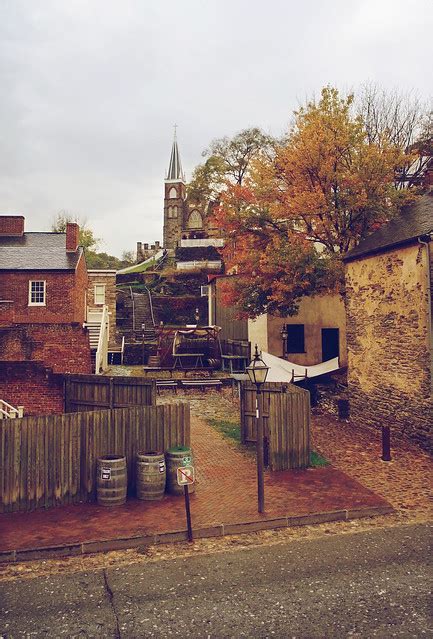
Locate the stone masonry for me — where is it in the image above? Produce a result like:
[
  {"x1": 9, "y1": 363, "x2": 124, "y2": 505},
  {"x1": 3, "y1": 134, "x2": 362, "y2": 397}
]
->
[{"x1": 345, "y1": 242, "x2": 432, "y2": 453}]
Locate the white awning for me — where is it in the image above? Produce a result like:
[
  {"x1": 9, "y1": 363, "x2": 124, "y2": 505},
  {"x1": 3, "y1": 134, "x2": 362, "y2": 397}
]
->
[{"x1": 260, "y1": 352, "x2": 340, "y2": 383}]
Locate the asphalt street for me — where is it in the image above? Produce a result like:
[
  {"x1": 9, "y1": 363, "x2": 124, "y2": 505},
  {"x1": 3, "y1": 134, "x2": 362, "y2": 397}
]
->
[{"x1": 1, "y1": 522, "x2": 432, "y2": 638}]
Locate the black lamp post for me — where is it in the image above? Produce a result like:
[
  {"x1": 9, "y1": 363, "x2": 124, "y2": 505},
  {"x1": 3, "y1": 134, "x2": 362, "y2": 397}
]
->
[
  {"x1": 280, "y1": 325, "x2": 288, "y2": 359},
  {"x1": 246, "y1": 344, "x2": 269, "y2": 513}
]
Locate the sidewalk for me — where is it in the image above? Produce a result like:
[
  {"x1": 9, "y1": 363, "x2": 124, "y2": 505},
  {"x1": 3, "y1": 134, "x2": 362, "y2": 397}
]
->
[{"x1": 0, "y1": 403, "x2": 392, "y2": 562}]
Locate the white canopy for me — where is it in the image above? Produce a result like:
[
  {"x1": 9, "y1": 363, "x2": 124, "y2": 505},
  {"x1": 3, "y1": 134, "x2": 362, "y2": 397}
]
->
[{"x1": 260, "y1": 351, "x2": 340, "y2": 383}]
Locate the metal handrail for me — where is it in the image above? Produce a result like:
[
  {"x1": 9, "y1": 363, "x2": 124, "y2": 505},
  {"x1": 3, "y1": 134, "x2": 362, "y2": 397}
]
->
[
  {"x1": 129, "y1": 285, "x2": 136, "y2": 332},
  {"x1": 144, "y1": 285, "x2": 156, "y2": 327}
]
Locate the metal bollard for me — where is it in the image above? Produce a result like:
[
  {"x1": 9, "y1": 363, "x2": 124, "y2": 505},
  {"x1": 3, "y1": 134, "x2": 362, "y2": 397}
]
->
[{"x1": 381, "y1": 425, "x2": 391, "y2": 461}]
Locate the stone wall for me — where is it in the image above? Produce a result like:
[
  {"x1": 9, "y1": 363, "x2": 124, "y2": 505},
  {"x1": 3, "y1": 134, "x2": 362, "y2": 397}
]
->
[{"x1": 346, "y1": 242, "x2": 432, "y2": 453}]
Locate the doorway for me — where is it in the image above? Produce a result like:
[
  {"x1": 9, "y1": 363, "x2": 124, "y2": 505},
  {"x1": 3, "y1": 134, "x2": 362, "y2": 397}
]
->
[{"x1": 321, "y1": 328, "x2": 339, "y2": 362}]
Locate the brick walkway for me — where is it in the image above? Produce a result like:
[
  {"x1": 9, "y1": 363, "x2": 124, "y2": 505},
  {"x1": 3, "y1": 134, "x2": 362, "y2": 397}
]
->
[
  {"x1": 311, "y1": 410, "x2": 433, "y2": 521},
  {"x1": 0, "y1": 398, "x2": 391, "y2": 558}
]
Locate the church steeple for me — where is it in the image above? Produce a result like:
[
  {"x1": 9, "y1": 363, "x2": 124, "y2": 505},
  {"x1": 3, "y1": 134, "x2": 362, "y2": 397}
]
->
[{"x1": 166, "y1": 126, "x2": 185, "y2": 183}]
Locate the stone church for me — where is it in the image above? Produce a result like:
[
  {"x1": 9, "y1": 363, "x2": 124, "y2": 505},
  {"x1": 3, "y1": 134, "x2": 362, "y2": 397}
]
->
[
  {"x1": 136, "y1": 133, "x2": 223, "y2": 270},
  {"x1": 162, "y1": 133, "x2": 221, "y2": 255}
]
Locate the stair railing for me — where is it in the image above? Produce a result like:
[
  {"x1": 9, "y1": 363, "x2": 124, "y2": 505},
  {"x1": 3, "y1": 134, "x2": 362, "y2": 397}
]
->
[
  {"x1": 129, "y1": 286, "x2": 136, "y2": 332},
  {"x1": 95, "y1": 305, "x2": 109, "y2": 374},
  {"x1": 144, "y1": 286, "x2": 156, "y2": 327},
  {"x1": 0, "y1": 399, "x2": 24, "y2": 419}
]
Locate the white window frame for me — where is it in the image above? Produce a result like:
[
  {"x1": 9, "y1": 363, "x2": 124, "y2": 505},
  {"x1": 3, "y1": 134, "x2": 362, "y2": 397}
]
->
[
  {"x1": 94, "y1": 284, "x2": 106, "y2": 305},
  {"x1": 28, "y1": 280, "x2": 46, "y2": 306}
]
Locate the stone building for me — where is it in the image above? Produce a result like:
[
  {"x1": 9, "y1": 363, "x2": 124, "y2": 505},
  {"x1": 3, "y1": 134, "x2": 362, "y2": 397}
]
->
[
  {"x1": 344, "y1": 192, "x2": 433, "y2": 452},
  {"x1": 248, "y1": 294, "x2": 347, "y2": 367}
]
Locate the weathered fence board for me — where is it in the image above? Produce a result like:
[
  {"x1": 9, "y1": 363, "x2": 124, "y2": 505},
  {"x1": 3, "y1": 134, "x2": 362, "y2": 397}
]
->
[
  {"x1": 240, "y1": 382, "x2": 310, "y2": 470},
  {"x1": 64, "y1": 374, "x2": 156, "y2": 412},
  {"x1": 0, "y1": 403, "x2": 189, "y2": 513}
]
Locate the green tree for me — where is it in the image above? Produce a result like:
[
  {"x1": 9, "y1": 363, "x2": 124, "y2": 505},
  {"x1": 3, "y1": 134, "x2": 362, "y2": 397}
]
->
[{"x1": 187, "y1": 127, "x2": 275, "y2": 204}]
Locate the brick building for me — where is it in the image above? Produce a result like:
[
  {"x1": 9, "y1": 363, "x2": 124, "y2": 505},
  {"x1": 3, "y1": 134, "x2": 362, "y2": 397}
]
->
[
  {"x1": 0, "y1": 216, "x2": 92, "y2": 415},
  {"x1": 344, "y1": 192, "x2": 433, "y2": 452}
]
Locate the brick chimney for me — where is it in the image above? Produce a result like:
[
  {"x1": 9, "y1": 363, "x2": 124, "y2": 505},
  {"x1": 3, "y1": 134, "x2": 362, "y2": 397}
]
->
[
  {"x1": 0, "y1": 215, "x2": 24, "y2": 236},
  {"x1": 66, "y1": 222, "x2": 79, "y2": 252}
]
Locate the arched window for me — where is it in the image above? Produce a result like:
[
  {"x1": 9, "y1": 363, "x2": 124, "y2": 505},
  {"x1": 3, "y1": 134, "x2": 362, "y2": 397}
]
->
[
  {"x1": 187, "y1": 210, "x2": 203, "y2": 229},
  {"x1": 168, "y1": 187, "x2": 177, "y2": 199}
]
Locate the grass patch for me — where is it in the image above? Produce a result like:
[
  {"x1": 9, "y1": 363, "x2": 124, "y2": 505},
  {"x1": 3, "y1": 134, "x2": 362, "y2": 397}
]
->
[
  {"x1": 207, "y1": 419, "x2": 241, "y2": 443},
  {"x1": 310, "y1": 450, "x2": 329, "y2": 467}
]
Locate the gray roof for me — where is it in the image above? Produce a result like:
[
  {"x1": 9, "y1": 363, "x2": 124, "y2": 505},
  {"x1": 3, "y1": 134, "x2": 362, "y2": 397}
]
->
[
  {"x1": 166, "y1": 135, "x2": 185, "y2": 182},
  {"x1": 344, "y1": 192, "x2": 433, "y2": 262},
  {"x1": 0, "y1": 232, "x2": 82, "y2": 270}
]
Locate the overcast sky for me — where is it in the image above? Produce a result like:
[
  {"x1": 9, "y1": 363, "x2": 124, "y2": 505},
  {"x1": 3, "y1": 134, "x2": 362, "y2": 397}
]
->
[{"x1": 1, "y1": 0, "x2": 432, "y2": 257}]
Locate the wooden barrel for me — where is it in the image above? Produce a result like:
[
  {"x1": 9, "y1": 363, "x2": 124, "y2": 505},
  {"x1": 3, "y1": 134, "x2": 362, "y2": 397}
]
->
[
  {"x1": 97, "y1": 455, "x2": 127, "y2": 506},
  {"x1": 136, "y1": 451, "x2": 166, "y2": 501},
  {"x1": 166, "y1": 446, "x2": 195, "y2": 496}
]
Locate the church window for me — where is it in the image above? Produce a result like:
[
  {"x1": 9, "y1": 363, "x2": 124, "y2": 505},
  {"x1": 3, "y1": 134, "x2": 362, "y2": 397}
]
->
[
  {"x1": 172, "y1": 206, "x2": 178, "y2": 218},
  {"x1": 169, "y1": 187, "x2": 177, "y2": 199},
  {"x1": 187, "y1": 210, "x2": 203, "y2": 229}
]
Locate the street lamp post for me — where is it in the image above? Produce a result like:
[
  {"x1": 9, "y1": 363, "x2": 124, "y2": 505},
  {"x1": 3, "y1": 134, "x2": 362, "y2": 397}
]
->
[
  {"x1": 246, "y1": 344, "x2": 269, "y2": 513},
  {"x1": 280, "y1": 325, "x2": 288, "y2": 359}
]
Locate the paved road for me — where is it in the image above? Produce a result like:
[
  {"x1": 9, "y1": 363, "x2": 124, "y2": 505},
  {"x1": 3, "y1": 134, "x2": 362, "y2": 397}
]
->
[{"x1": 1, "y1": 523, "x2": 432, "y2": 638}]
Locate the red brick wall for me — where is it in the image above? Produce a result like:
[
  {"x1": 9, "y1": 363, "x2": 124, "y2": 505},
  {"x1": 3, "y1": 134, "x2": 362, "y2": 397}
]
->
[
  {"x1": 0, "y1": 324, "x2": 92, "y2": 374},
  {"x1": 66, "y1": 222, "x2": 79, "y2": 252},
  {"x1": 0, "y1": 362, "x2": 64, "y2": 415},
  {"x1": 0, "y1": 216, "x2": 24, "y2": 236},
  {"x1": 0, "y1": 253, "x2": 87, "y2": 324}
]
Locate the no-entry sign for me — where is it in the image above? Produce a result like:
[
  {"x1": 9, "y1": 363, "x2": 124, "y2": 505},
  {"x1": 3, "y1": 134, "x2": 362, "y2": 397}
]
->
[{"x1": 177, "y1": 465, "x2": 195, "y2": 486}]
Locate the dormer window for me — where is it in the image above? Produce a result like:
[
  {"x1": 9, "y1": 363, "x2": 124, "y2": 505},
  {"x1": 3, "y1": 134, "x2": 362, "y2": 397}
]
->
[{"x1": 29, "y1": 280, "x2": 46, "y2": 306}]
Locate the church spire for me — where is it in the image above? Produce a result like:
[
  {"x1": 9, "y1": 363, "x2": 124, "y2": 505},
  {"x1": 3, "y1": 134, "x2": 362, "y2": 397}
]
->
[{"x1": 166, "y1": 125, "x2": 185, "y2": 182}]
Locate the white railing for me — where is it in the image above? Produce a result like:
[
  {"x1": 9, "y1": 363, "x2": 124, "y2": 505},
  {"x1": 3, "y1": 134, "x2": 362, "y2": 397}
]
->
[
  {"x1": 179, "y1": 238, "x2": 224, "y2": 248},
  {"x1": 120, "y1": 335, "x2": 125, "y2": 365},
  {"x1": 176, "y1": 260, "x2": 222, "y2": 271},
  {"x1": 95, "y1": 305, "x2": 109, "y2": 374},
  {"x1": 0, "y1": 399, "x2": 24, "y2": 419}
]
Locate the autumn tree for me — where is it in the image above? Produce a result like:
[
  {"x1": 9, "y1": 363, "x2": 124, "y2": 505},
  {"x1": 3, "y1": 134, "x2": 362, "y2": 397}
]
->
[
  {"x1": 187, "y1": 127, "x2": 275, "y2": 204},
  {"x1": 357, "y1": 83, "x2": 431, "y2": 188},
  {"x1": 214, "y1": 87, "x2": 411, "y2": 317}
]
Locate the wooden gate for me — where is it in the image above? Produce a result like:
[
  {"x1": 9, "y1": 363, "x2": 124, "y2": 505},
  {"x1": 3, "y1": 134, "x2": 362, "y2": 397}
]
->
[
  {"x1": 240, "y1": 382, "x2": 310, "y2": 470},
  {"x1": 64, "y1": 374, "x2": 156, "y2": 412}
]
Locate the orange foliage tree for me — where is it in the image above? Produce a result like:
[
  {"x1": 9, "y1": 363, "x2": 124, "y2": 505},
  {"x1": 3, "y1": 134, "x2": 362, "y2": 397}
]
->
[{"x1": 214, "y1": 87, "x2": 412, "y2": 317}]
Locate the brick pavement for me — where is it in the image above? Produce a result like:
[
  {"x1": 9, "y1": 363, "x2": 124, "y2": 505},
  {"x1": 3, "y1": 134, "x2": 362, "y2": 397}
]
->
[{"x1": 0, "y1": 395, "x2": 391, "y2": 558}]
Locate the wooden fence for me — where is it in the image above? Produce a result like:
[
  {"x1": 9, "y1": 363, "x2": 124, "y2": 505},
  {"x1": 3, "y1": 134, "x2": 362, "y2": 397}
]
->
[
  {"x1": 0, "y1": 403, "x2": 189, "y2": 513},
  {"x1": 240, "y1": 382, "x2": 310, "y2": 470},
  {"x1": 64, "y1": 374, "x2": 156, "y2": 412}
]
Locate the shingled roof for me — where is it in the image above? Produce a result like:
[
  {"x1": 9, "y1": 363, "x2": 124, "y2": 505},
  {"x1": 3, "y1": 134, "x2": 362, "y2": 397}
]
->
[
  {"x1": 0, "y1": 232, "x2": 83, "y2": 270},
  {"x1": 344, "y1": 192, "x2": 433, "y2": 262}
]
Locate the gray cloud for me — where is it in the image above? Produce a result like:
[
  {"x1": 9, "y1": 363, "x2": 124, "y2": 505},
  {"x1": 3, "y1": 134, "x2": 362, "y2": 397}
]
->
[{"x1": 0, "y1": 0, "x2": 432, "y2": 255}]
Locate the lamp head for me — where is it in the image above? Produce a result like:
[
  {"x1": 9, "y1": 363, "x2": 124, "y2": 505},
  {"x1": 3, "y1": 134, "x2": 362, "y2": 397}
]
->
[{"x1": 246, "y1": 344, "x2": 269, "y2": 386}]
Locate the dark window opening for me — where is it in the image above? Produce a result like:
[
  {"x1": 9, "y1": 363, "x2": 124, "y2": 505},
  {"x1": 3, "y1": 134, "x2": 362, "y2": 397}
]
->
[{"x1": 286, "y1": 324, "x2": 305, "y2": 353}]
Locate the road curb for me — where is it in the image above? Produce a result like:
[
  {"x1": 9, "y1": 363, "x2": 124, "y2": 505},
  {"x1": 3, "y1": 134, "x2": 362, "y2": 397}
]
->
[{"x1": 0, "y1": 504, "x2": 394, "y2": 564}]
